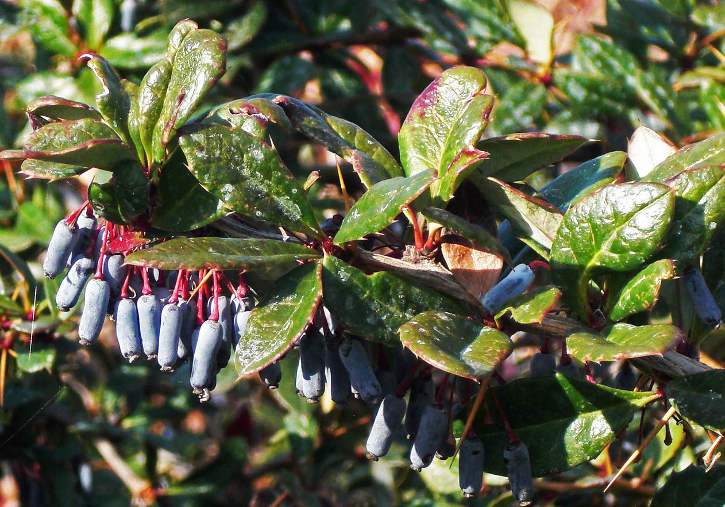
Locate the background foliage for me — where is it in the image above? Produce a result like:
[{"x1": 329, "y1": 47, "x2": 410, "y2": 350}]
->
[{"x1": 0, "y1": 0, "x2": 722, "y2": 505}]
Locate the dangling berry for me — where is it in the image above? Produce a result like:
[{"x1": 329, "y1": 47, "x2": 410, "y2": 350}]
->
[
  {"x1": 338, "y1": 337, "x2": 382, "y2": 404},
  {"x1": 684, "y1": 268, "x2": 722, "y2": 327},
  {"x1": 44, "y1": 220, "x2": 79, "y2": 279},
  {"x1": 137, "y1": 294, "x2": 161, "y2": 359},
  {"x1": 78, "y1": 279, "x2": 110, "y2": 345},
  {"x1": 324, "y1": 337, "x2": 350, "y2": 404},
  {"x1": 56, "y1": 256, "x2": 94, "y2": 311},
  {"x1": 366, "y1": 394, "x2": 406, "y2": 460},
  {"x1": 158, "y1": 303, "x2": 183, "y2": 371},
  {"x1": 459, "y1": 435, "x2": 485, "y2": 498},
  {"x1": 115, "y1": 298, "x2": 142, "y2": 362},
  {"x1": 299, "y1": 331, "x2": 326, "y2": 402},
  {"x1": 504, "y1": 441, "x2": 534, "y2": 506},
  {"x1": 405, "y1": 373, "x2": 434, "y2": 440},
  {"x1": 190, "y1": 319, "x2": 222, "y2": 402},
  {"x1": 259, "y1": 362, "x2": 282, "y2": 389},
  {"x1": 410, "y1": 405, "x2": 448, "y2": 471},
  {"x1": 481, "y1": 264, "x2": 534, "y2": 314}
]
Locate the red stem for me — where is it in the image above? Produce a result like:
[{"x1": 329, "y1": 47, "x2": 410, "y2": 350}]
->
[
  {"x1": 169, "y1": 270, "x2": 184, "y2": 304},
  {"x1": 140, "y1": 268, "x2": 152, "y2": 295},
  {"x1": 64, "y1": 200, "x2": 89, "y2": 227},
  {"x1": 94, "y1": 227, "x2": 110, "y2": 280},
  {"x1": 405, "y1": 207, "x2": 425, "y2": 251},
  {"x1": 120, "y1": 268, "x2": 132, "y2": 299},
  {"x1": 210, "y1": 271, "x2": 220, "y2": 322}
]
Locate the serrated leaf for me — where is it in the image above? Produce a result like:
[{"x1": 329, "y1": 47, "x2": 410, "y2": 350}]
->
[
  {"x1": 322, "y1": 255, "x2": 464, "y2": 344},
  {"x1": 27, "y1": 96, "x2": 101, "y2": 121},
  {"x1": 398, "y1": 67, "x2": 490, "y2": 195},
  {"x1": 179, "y1": 123, "x2": 321, "y2": 237},
  {"x1": 475, "y1": 133, "x2": 590, "y2": 182},
  {"x1": 667, "y1": 370, "x2": 724, "y2": 431},
  {"x1": 16, "y1": 346, "x2": 55, "y2": 373},
  {"x1": 661, "y1": 166, "x2": 725, "y2": 264},
  {"x1": 399, "y1": 311, "x2": 511, "y2": 379},
  {"x1": 422, "y1": 206, "x2": 509, "y2": 261},
  {"x1": 507, "y1": 0, "x2": 554, "y2": 65},
  {"x1": 644, "y1": 133, "x2": 725, "y2": 182},
  {"x1": 551, "y1": 183, "x2": 674, "y2": 320},
  {"x1": 474, "y1": 176, "x2": 562, "y2": 252},
  {"x1": 567, "y1": 323, "x2": 680, "y2": 363},
  {"x1": 473, "y1": 374, "x2": 659, "y2": 476},
  {"x1": 150, "y1": 151, "x2": 226, "y2": 232},
  {"x1": 126, "y1": 238, "x2": 320, "y2": 278},
  {"x1": 235, "y1": 262, "x2": 322, "y2": 376},
  {"x1": 82, "y1": 54, "x2": 132, "y2": 145},
  {"x1": 2, "y1": 118, "x2": 130, "y2": 173},
  {"x1": 334, "y1": 170, "x2": 434, "y2": 244},
  {"x1": 495, "y1": 285, "x2": 561, "y2": 325},
  {"x1": 607, "y1": 259, "x2": 675, "y2": 321},
  {"x1": 152, "y1": 29, "x2": 226, "y2": 162},
  {"x1": 539, "y1": 152, "x2": 626, "y2": 211},
  {"x1": 72, "y1": 0, "x2": 113, "y2": 50},
  {"x1": 88, "y1": 161, "x2": 149, "y2": 224},
  {"x1": 627, "y1": 126, "x2": 676, "y2": 180},
  {"x1": 651, "y1": 464, "x2": 725, "y2": 507}
]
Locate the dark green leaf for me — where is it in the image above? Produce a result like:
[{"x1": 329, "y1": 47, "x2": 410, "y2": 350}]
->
[
  {"x1": 495, "y1": 285, "x2": 561, "y2": 325},
  {"x1": 126, "y1": 238, "x2": 320, "y2": 277},
  {"x1": 16, "y1": 346, "x2": 56, "y2": 373},
  {"x1": 607, "y1": 259, "x2": 675, "y2": 321},
  {"x1": 651, "y1": 465, "x2": 725, "y2": 507},
  {"x1": 322, "y1": 255, "x2": 464, "y2": 344},
  {"x1": 100, "y1": 30, "x2": 167, "y2": 70},
  {"x1": 133, "y1": 58, "x2": 172, "y2": 167},
  {"x1": 235, "y1": 262, "x2": 322, "y2": 376},
  {"x1": 399, "y1": 311, "x2": 511, "y2": 379},
  {"x1": 475, "y1": 133, "x2": 590, "y2": 182},
  {"x1": 152, "y1": 29, "x2": 227, "y2": 162},
  {"x1": 539, "y1": 152, "x2": 626, "y2": 210},
  {"x1": 83, "y1": 54, "x2": 133, "y2": 145},
  {"x1": 667, "y1": 370, "x2": 725, "y2": 431},
  {"x1": 0, "y1": 295, "x2": 24, "y2": 317},
  {"x1": 644, "y1": 133, "x2": 725, "y2": 182},
  {"x1": 421, "y1": 206, "x2": 509, "y2": 261},
  {"x1": 179, "y1": 123, "x2": 321, "y2": 237},
  {"x1": 567, "y1": 323, "x2": 680, "y2": 363},
  {"x1": 661, "y1": 166, "x2": 725, "y2": 264},
  {"x1": 72, "y1": 0, "x2": 113, "y2": 50},
  {"x1": 88, "y1": 161, "x2": 149, "y2": 223},
  {"x1": 19, "y1": 160, "x2": 87, "y2": 181},
  {"x1": 334, "y1": 170, "x2": 434, "y2": 245},
  {"x1": 226, "y1": 0, "x2": 267, "y2": 51},
  {"x1": 19, "y1": 0, "x2": 76, "y2": 57},
  {"x1": 474, "y1": 374, "x2": 658, "y2": 476},
  {"x1": 27, "y1": 96, "x2": 101, "y2": 121},
  {"x1": 551, "y1": 183, "x2": 674, "y2": 320},
  {"x1": 208, "y1": 97, "x2": 291, "y2": 133}
]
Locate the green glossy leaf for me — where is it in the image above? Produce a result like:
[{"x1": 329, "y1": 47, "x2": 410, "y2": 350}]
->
[
  {"x1": 567, "y1": 323, "x2": 680, "y2": 363},
  {"x1": 551, "y1": 183, "x2": 674, "y2": 320},
  {"x1": 651, "y1": 465, "x2": 725, "y2": 507},
  {"x1": 152, "y1": 29, "x2": 227, "y2": 162},
  {"x1": 607, "y1": 259, "x2": 675, "y2": 321},
  {"x1": 626, "y1": 126, "x2": 676, "y2": 180},
  {"x1": 208, "y1": 97, "x2": 292, "y2": 133},
  {"x1": 83, "y1": 54, "x2": 133, "y2": 145},
  {"x1": 507, "y1": 0, "x2": 554, "y2": 65},
  {"x1": 421, "y1": 206, "x2": 509, "y2": 261},
  {"x1": 399, "y1": 311, "x2": 511, "y2": 379},
  {"x1": 15, "y1": 346, "x2": 56, "y2": 373},
  {"x1": 473, "y1": 374, "x2": 658, "y2": 476},
  {"x1": 398, "y1": 67, "x2": 490, "y2": 192},
  {"x1": 19, "y1": 160, "x2": 87, "y2": 180},
  {"x1": 475, "y1": 176, "x2": 562, "y2": 251},
  {"x1": 88, "y1": 161, "x2": 149, "y2": 223},
  {"x1": 72, "y1": 0, "x2": 113, "y2": 50},
  {"x1": 27, "y1": 96, "x2": 101, "y2": 121},
  {"x1": 495, "y1": 285, "x2": 561, "y2": 325},
  {"x1": 150, "y1": 152, "x2": 226, "y2": 232},
  {"x1": 179, "y1": 123, "x2": 321, "y2": 237},
  {"x1": 475, "y1": 133, "x2": 590, "y2": 182},
  {"x1": 19, "y1": 0, "x2": 76, "y2": 57},
  {"x1": 226, "y1": 0, "x2": 267, "y2": 51},
  {"x1": 667, "y1": 370, "x2": 725, "y2": 431},
  {"x1": 100, "y1": 30, "x2": 167, "y2": 70},
  {"x1": 334, "y1": 170, "x2": 434, "y2": 245},
  {"x1": 276, "y1": 95, "x2": 402, "y2": 187},
  {"x1": 644, "y1": 133, "x2": 725, "y2": 182},
  {"x1": 539, "y1": 152, "x2": 626, "y2": 210},
  {"x1": 2, "y1": 118, "x2": 130, "y2": 173},
  {"x1": 661, "y1": 166, "x2": 725, "y2": 264},
  {"x1": 235, "y1": 262, "x2": 322, "y2": 376},
  {"x1": 322, "y1": 256, "x2": 464, "y2": 344},
  {"x1": 134, "y1": 59, "x2": 172, "y2": 167},
  {"x1": 126, "y1": 238, "x2": 320, "y2": 277}
]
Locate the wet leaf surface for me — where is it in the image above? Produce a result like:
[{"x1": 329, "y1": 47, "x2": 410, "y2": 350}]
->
[
  {"x1": 88, "y1": 161, "x2": 149, "y2": 223},
  {"x1": 667, "y1": 370, "x2": 724, "y2": 431},
  {"x1": 650, "y1": 464, "x2": 725, "y2": 507},
  {"x1": 607, "y1": 259, "x2": 675, "y2": 322},
  {"x1": 567, "y1": 323, "x2": 680, "y2": 363},
  {"x1": 495, "y1": 285, "x2": 561, "y2": 325},
  {"x1": 644, "y1": 133, "x2": 725, "y2": 182}
]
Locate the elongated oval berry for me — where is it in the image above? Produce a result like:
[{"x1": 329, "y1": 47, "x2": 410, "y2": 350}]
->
[
  {"x1": 504, "y1": 442, "x2": 534, "y2": 506},
  {"x1": 459, "y1": 435, "x2": 485, "y2": 498},
  {"x1": 103, "y1": 254, "x2": 126, "y2": 295},
  {"x1": 325, "y1": 338, "x2": 350, "y2": 404},
  {"x1": 208, "y1": 296, "x2": 233, "y2": 369},
  {"x1": 684, "y1": 268, "x2": 722, "y2": 327},
  {"x1": 233, "y1": 305, "x2": 252, "y2": 349},
  {"x1": 158, "y1": 303, "x2": 183, "y2": 371},
  {"x1": 529, "y1": 352, "x2": 556, "y2": 377},
  {"x1": 190, "y1": 320, "x2": 223, "y2": 401},
  {"x1": 410, "y1": 405, "x2": 448, "y2": 471},
  {"x1": 75, "y1": 213, "x2": 97, "y2": 250},
  {"x1": 259, "y1": 362, "x2": 282, "y2": 389},
  {"x1": 56, "y1": 256, "x2": 94, "y2": 311},
  {"x1": 44, "y1": 220, "x2": 79, "y2": 279},
  {"x1": 114, "y1": 298, "x2": 142, "y2": 362},
  {"x1": 338, "y1": 338, "x2": 382, "y2": 404},
  {"x1": 137, "y1": 294, "x2": 161, "y2": 359},
  {"x1": 78, "y1": 279, "x2": 110, "y2": 345},
  {"x1": 436, "y1": 434, "x2": 456, "y2": 460},
  {"x1": 366, "y1": 394, "x2": 406, "y2": 460},
  {"x1": 405, "y1": 374, "x2": 435, "y2": 440},
  {"x1": 299, "y1": 332, "x2": 326, "y2": 402},
  {"x1": 176, "y1": 299, "x2": 195, "y2": 362},
  {"x1": 481, "y1": 264, "x2": 535, "y2": 314}
]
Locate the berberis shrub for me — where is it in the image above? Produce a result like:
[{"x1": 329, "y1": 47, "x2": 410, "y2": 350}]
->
[{"x1": 0, "y1": 2, "x2": 723, "y2": 506}]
